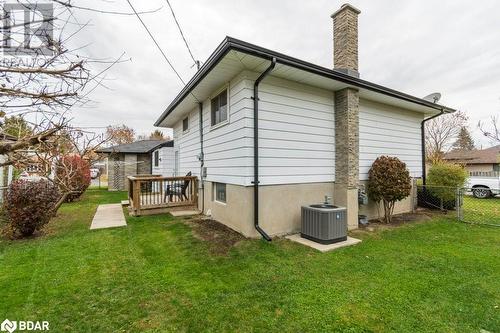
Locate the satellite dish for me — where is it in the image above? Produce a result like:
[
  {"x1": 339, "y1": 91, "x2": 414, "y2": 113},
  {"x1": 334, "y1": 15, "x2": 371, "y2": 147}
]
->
[{"x1": 423, "y1": 92, "x2": 441, "y2": 103}]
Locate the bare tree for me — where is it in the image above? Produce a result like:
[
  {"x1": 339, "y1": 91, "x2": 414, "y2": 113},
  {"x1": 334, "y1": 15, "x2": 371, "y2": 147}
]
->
[
  {"x1": 13, "y1": 125, "x2": 112, "y2": 212},
  {"x1": 106, "y1": 124, "x2": 135, "y2": 145},
  {"x1": 149, "y1": 129, "x2": 167, "y2": 140},
  {"x1": 478, "y1": 115, "x2": 500, "y2": 144},
  {"x1": 0, "y1": 1, "x2": 158, "y2": 167},
  {"x1": 425, "y1": 111, "x2": 468, "y2": 163}
]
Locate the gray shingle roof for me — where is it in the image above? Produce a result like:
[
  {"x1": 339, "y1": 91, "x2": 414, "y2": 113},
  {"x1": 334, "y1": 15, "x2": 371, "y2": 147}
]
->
[{"x1": 97, "y1": 140, "x2": 173, "y2": 154}]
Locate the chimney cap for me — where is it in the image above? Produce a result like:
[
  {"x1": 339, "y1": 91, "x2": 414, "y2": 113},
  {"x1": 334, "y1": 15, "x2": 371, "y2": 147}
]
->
[{"x1": 331, "y1": 3, "x2": 361, "y2": 18}]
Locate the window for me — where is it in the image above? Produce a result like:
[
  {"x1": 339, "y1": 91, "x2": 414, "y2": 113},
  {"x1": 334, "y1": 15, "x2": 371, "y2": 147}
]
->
[
  {"x1": 153, "y1": 150, "x2": 159, "y2": 167},
  {"x1": 182, "y1": 116, "x2": 189, "y2": 132},
  {"x1": 214, "y1": 183, "x2": 226, "y2": 203},
  {"x1": 211, "y1": 89, "x2": 228, "y2": 126}
]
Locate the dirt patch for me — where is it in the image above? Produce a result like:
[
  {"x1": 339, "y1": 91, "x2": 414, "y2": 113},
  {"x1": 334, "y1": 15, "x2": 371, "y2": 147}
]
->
[
  {"x1": 357, "y1": 210, "x2": 436, "y2": 232},
  {"x1": 185, "y1": 217, "x2": 245, "y2": 256}
]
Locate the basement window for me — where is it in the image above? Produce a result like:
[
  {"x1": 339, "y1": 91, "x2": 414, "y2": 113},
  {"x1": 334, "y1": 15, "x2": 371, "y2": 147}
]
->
[
  {"x1": 211, "y1": 89, "x2": 228, "y2": 126},
  {"x1": 214, "y1": 182, "x2": 226, "y2": 203}
]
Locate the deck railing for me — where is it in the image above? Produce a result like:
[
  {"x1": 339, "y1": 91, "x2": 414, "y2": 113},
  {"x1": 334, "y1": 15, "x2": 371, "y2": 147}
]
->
[{"x1": 128, "y1": 175, "x2": 198, "y2": 216}]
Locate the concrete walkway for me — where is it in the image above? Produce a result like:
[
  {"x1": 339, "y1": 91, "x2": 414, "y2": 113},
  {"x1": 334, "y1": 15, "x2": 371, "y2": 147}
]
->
[{"x1": 90, "y1": 204, "x2": 127, "y2": 230}]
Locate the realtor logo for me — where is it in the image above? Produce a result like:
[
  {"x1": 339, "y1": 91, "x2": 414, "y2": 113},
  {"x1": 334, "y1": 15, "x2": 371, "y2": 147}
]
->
[
  {"x1": 1, "y1": 2, "x2": 54, "y2": 56},
  {"x1": 0, "y1": 319, "x2": 17, "y2": 333},
  {"x1": 0, "y1": 319, "x2": 49, "y2": 332}
]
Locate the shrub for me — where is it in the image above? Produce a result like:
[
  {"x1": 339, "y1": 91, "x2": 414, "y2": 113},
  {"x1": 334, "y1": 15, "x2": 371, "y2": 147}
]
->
[
  {"x1": 427, "y1": 162, "x2": 468, "y2": 205},
  {"x1": 3, "y1": 179, "x2": 60, "y2": 238},
  {"x1": 367, "y1": 156, "x2": 412, "y2": 223},
  {"x1": 56, "y1": 155, "x2": 91, "y2": 202}
]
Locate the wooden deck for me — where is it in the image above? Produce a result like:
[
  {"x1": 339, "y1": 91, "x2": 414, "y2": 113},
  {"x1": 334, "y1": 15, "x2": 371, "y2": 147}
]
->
[{"x1": 128, "y1": 175, "x2": 198, "y2": 216}]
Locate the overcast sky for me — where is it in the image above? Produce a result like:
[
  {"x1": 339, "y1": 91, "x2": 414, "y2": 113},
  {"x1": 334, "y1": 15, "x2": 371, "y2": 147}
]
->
[{"x1": 70, "y1": 0, "x2": 500, "y2": 147}]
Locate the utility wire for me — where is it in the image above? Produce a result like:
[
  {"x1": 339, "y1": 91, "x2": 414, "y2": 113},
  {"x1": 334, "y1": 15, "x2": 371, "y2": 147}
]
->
[
  {"x1": 126, "y1": 0, "x2": 185, "y2": 85},
  {"x1": 163, "y1": 0, "x2": 198, "y2": 68}
]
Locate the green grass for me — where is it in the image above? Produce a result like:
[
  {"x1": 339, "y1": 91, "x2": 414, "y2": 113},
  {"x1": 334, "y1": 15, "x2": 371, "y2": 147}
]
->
[
  {"x1": 0, "y1": 189, "x2": 499, "y2": 332},
  {"x1": 462, "y1": 196, "x2": 500, "y2": 225}
]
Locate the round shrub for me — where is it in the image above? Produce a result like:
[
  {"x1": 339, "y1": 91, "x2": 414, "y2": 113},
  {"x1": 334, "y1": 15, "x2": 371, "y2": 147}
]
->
[
  {"x1": 56, "y1": 155, "x2": 91, "y2": 202},
  {"x1": 3, "y1": 179, "x2": 60, "y2": 238},
  {"x1": 367, "y1": 156, "x2": 412, "y2": 223},
  {"x1": 427, "y1": 162, "x2": 468, "y2": 202}
]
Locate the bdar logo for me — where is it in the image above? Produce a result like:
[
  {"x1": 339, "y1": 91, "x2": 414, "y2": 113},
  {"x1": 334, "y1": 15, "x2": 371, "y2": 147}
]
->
[{"x1": 0, "y1": 319, "x2": 17, "y2": 333}]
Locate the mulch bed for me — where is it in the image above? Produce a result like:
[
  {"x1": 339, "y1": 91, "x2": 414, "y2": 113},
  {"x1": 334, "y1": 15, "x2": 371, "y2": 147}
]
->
[
  {"x1": 358, "y1": 210, "x2": 436, "y2": 232},
  {"x1": 184, "y1": 217, "x2": 245, "y2": 256}
]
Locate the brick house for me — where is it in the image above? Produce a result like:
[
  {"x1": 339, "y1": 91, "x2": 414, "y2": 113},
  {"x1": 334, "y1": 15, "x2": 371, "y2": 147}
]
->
[
  {"x1": 98, "y1": 140, "x2": 173, "y2": 191},
  {"x1": 154, "y1": 4, "x2": 456, "y2": 238}
]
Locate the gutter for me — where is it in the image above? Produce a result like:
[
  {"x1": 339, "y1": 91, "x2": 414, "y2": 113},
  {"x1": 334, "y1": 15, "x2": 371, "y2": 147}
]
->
[
  {"x1": 198, "y1": 102, "x2": 205, "y2": 213},
  {"x1": 421, "y1": 109, "x2": 446, "y2": 185},
  {"x1": 253, "y1": 57, "x2": 276, "y2": 241}
]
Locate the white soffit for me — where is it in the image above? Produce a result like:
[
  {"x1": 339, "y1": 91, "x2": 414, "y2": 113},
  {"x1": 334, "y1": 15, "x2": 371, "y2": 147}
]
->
[{"x1": 160, "y1": 50, "x2": 443, "y2": 127}]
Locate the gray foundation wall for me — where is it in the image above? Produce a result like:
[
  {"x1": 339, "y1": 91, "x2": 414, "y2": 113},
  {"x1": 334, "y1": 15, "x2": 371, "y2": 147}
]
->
[{"x1": 199, "y1": 180, "x2": 417, "y2": 238}]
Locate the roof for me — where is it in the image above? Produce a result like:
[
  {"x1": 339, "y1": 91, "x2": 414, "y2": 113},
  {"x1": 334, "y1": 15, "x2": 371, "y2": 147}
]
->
[
  {"x1": 155, "y1": 36, "x2": 456, "y2": 127},
  {"x1": 444, "y1": 145, "x2": 500, "y2": 165},
  {"x1": 97, "y1": 140, "x2": 173, "y2": 154}
]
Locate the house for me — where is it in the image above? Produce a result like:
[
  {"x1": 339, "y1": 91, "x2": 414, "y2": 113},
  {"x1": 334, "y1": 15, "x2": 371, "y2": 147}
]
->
[
  {"x1": 444, "y1": 145, "x2": 500, "y2": 175},
  {"x1": 154, "y1": 4, "x2": 455, "y2": 238},
  {"x1": 151, "y1": 141, "x2": 177, "y2": 177},
  {"x1": 97, "y1": 140, "x2": 173, "y2": 190}
]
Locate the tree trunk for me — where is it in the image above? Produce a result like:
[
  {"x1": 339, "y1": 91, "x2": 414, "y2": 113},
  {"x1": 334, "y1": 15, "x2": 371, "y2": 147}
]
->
[{"x1": 52, "y1": 192, "x2": 70, "y2": 216}]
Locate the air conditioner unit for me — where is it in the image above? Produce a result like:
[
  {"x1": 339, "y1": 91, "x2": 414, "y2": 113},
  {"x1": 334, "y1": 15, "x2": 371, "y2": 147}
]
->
[{"x1": 301, "y1": 204, "x2": 347, "y2": 244}]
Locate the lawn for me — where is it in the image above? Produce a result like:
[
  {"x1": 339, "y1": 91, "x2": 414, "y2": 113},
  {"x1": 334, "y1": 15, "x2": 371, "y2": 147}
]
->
[
  {"x1": 462, "y1": 196, "x2": 500, "y2": 225},
  {"x1": 0, "y1": 189, "x2": 499, "y2": 332}
]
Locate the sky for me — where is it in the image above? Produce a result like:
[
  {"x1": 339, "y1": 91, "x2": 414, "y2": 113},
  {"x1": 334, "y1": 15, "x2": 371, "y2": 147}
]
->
[{"x1": 68, "y1": 0, "x2": 500, "y2": 147}]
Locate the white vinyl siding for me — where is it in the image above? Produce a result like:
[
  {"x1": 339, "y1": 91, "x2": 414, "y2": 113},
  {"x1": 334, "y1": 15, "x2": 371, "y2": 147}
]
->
[
  {"x1": 173, "y1": 72, "x2": 251, "y2": 185},
  {"x1": 171, "y1": 70, "x2": 423, "y2": 187},
  {"x1": 172, "y1": 71, "x2": 335, "y2": 186},
  {"x1": 151, "y1": 146, "x2": 175, "y2": 177},
  {"x1": 254, "y1": 75, "x2": 335, "y2": 185},
  {"x1": 359, "y1": 99, "x2": 424, "y2": 180}
]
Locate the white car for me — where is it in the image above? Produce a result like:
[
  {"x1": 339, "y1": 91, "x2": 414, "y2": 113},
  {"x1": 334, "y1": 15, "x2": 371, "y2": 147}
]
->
[
  {"x1": 18, "y1": 171, "x2": 48, "y2": 182},
  {"x1": 90, "y1": 168, "x2": 100, "y2": 179},
  {"x1": 467, "y1": 175, "x2": 500, "y2": 198}
]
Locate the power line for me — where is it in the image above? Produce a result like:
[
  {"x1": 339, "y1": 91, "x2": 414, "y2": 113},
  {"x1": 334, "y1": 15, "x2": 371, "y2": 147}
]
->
[
  {"x1": 163, "y1": 0, "x2": 198, "y2": 68},
  {"x1": 125, "y1": 0, "x2": 185, "y2": 85}
]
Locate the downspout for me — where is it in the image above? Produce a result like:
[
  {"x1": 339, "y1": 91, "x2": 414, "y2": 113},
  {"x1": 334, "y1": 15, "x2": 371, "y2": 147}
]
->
[
  {"x1": 421, "y1": 109, "x2": 445, "y2": 185},
  {"x1": 198, "y1": 102, "x2": 205, "y2": 213},
  {"x1": 253, "y1": 57, "x2": 276, "y2": 241}
]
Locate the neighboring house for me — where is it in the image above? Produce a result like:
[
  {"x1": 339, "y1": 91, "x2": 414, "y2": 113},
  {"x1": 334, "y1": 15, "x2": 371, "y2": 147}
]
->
[
  {"x1": 151, "y1": 142, "x2": 176, "y2": 177},
  {"x1": 154, "y1": 4, "x2": 456, "y2": 238},
  {"x1": 97, "y1": 140, "x2": 173, "y2": 191},
  {"x1": 444, "y1": 145, "x2": 500, "y2": 175}
]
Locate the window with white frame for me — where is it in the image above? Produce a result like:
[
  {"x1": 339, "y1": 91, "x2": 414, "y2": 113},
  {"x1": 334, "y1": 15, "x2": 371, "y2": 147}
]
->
[
  {"x1": 211, "y1": 89, "x2": 228, "y2": 126},
  {"x1": 182, "y1": 116, "x2": 189, "y2": 132},
  {"x1": 214, "y1": 182, "x2": 226, "y2": 203}
]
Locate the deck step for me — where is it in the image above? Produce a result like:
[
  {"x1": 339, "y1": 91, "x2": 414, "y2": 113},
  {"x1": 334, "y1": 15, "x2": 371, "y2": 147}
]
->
[
  {"x1": 170, "y1": 210, "x2": 201, "y2": 217},
  {"x1": 121, "y1": 200, "x2": 129, "y2": 206}
]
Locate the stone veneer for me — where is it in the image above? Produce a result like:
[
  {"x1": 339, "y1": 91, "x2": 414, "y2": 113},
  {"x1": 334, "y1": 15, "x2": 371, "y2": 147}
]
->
[
  {"x1": 334, "y1": 88, "x2": 360, "y2": 229},
  {"x1": 331, "y1": 4, "x2": 361, "y2": 77},
  {"x1": 334, "y1": 88, "x2": 359, "y2": 189}
]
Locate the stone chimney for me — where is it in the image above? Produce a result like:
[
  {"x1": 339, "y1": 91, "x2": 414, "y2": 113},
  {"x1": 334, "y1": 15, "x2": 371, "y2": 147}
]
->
[{"x1": 331, "y1": 3, "x2": 361, "y2": 77}]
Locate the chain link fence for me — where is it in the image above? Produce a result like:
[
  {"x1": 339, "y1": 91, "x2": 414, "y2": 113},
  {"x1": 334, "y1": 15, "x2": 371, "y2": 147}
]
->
[{"x1": 416, "y1": 185, "x2": 500, "y2": 227}]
